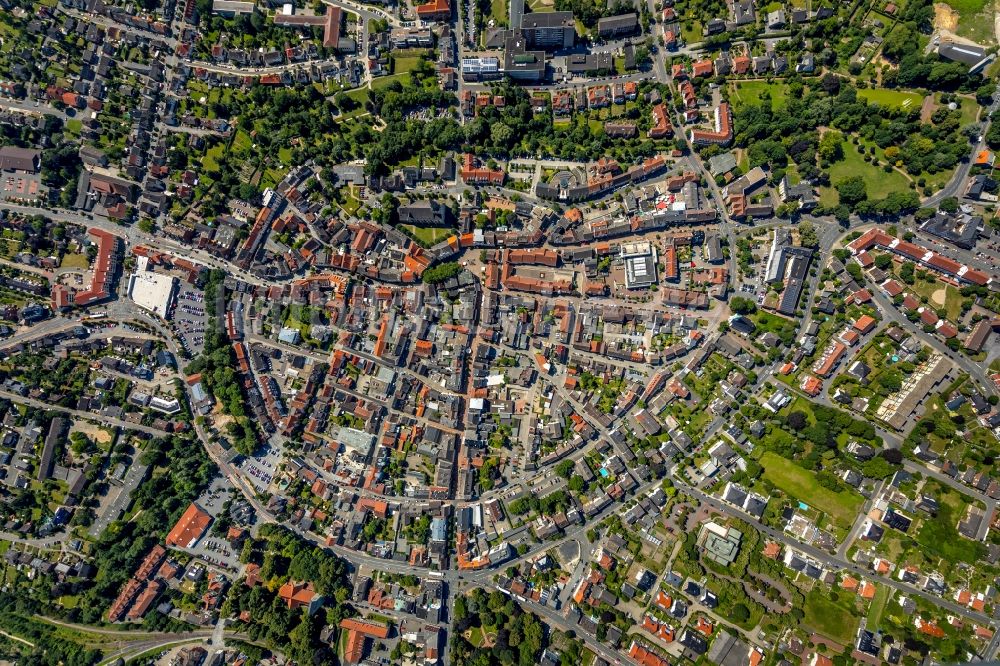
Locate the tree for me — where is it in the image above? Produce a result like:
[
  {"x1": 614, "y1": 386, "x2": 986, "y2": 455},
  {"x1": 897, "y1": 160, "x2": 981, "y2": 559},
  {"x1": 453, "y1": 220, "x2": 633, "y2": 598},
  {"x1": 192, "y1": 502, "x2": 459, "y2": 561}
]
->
[
  {"x1": 836, "y1": 175, "x2": 868, "y2": 208},
  {"x1": 422, "y1": 262, "x2": 463, "y2": 284},
  {"x1": 818, "y1": 131, "x2": 844, "y2": 162},
  {"x1": 878, "y1": 369, "x2": 903, "y2": 393},
  {"x1": 732, "y1": 603, "x2": 751, "y2": 623},
  {"x1": 820, "y1": 73, "x2": 841, "y2": 95},
  {"x1": 874, "y1": 254, "x2": 893, "y2": 270},
  {"x1": 730, "y1": 296, "x2": 757, "y2": 315},
  {"x1": 976, "y1": 82, "x2": 997, "y2": 106},
  {"x1": 798, "y1": 221, "x2": 819, "y2": 248},
  {"x1": 69, "y1": 432, "x2": 93, "y2": 456},
  {"x1": 939, "y1": 197, "x2": 959, "y2": 214},
  {"x1": 881, "y1": 23, "x2": 917, "y2": 61},
  {"x1": 372, "y1": 192, "x2": 399, "y2": 225},
  {"x1": 555, "y1": 459, "x2": 574, "y2": 480},
  {"x1": 786, "y1": 411, "x2": 808, "y2": 431},
  {"x1": 862, "y1": 456, "x2": 897, "y2": 479},
  {"x1": 491, "y1": 122, "x2": 514, "y2": 147}
]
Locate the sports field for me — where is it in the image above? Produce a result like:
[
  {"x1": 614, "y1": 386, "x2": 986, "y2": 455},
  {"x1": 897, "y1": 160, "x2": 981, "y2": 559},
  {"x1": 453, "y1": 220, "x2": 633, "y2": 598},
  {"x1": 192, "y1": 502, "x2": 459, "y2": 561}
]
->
[{"x1": 857, "y1": 88, "x2": 924, "y2": 110}]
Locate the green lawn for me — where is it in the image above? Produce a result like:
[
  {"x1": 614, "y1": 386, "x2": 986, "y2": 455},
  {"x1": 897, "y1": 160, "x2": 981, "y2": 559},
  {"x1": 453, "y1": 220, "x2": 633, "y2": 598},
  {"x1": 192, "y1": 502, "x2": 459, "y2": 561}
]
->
[
  {"x1": 729, "y1": 81, "x2": 790, "y2": 111},
  {"x1": 261, "y1": 167, "x2": 287, "y2": 189},
  {"x1": 750, "y1": 311, "x2": 798, "y2": 345},
  {"x1": 857, "y1": 88, "x2": 924, "y2": 111},
  {"x1": 759, "y1": 451, "x2": 864, "y2": 528},
  {"x1": 819, "y1": 140, "x2": 911, "y2": 206},
  {"x1": 681, "y1": 20, "x2": 703, "y2": 44},
  {"x1": 401, "y1": 224, "x2": 453, "y2": 247},
  {"x1": 339, "y1": 188, "x2": 361, "y2": 216},
  {"x1": 915, "y1": 490, "x2": 986, "y2": 565},
  {"x1": 950, "y1": 94, "x2": 982, "y2": 127},
  {"x1": 868, "y1": 584, "x2": 891, "y2": 630},
  {"x1": 907, "y1": 280, "x2": 962, "y2": 321},
  {"x1": 371, "y1": 73, "x2": 412, "y2": 90},
  {"x1": 785, "y1": 396, "x2": 818, "y2": 425},
  {"x1": 59, "y1": 253, "x2": 89, "y2": 270},
  {"x1": 489, "y1": 0, "x2": 508, "y2": 26},
  {"x1": 803, "y1": 588, "x2": 858, "y2": 645},
  {"x1": 332, "y1": 87, "x2": 371, "y2": 120},
  {"x1": 202, "y1": 144, "x2": 225, "y2": 172},
  {"x1": 946, "y1": 0, "x2": 991, "y2": 13},
  {"x1": 231, "y1": 129, "x2": 253, "y2": 152},
  {"x1": 392, "y1": 55, "x2": 424, "y2": 74}
]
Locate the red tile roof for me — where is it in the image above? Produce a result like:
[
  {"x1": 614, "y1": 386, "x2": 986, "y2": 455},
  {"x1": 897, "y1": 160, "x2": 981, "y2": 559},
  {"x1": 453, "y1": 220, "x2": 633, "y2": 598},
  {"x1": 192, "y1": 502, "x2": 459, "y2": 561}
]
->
[
  {"x1": 165, "y1": 503, "x2": 212, "y2": 549},
  {"x1": 70, "y1": 228, "x2": 121, "y2": 307}
]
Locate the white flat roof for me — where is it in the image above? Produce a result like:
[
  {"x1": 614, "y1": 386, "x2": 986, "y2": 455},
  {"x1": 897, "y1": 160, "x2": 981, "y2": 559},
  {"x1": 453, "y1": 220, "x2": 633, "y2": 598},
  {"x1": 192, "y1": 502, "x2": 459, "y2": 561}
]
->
[{"x1": 128, "y1": 270, "x2": 177, "y2": 318}]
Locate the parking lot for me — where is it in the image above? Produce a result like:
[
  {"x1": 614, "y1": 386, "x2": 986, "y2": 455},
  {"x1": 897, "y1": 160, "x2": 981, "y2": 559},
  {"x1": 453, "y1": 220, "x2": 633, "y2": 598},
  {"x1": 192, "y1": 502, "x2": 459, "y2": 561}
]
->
[
  {"x1": 0, "y1": 172, "x2": 43, "y2": 201},
  {"x1": 239, "y1": 443, "x2": 281, "y2": 492},
  {"x1": 171, "y1": 282, "x2": 207, "y2": 356},
  {"x1": 184, "y1": 476, "x2": 242, "y2": 572}
]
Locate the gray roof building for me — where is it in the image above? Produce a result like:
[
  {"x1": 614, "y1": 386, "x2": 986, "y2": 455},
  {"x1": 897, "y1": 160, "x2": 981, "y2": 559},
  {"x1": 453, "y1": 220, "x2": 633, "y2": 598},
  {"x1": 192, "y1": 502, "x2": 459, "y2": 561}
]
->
[{"x1": 0, "y1": 146, "x2": 40, "y2": 173}]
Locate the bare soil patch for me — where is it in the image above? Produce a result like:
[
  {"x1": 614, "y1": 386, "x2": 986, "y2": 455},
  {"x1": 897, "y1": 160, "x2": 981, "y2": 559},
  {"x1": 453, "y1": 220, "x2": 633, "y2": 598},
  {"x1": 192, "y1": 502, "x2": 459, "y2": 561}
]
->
[{"x1": 934, "y1": 3, "x2": 960, "y2": 31}]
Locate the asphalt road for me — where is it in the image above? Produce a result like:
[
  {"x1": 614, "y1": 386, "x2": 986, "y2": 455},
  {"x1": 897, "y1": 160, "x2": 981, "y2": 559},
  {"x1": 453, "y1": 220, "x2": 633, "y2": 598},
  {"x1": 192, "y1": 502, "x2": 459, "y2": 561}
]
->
[
  {"x1": 0, "y1": 96, "x2": 68, "y2": 119},
  {"x1": 0, "y1": 388, "x2": 169, "y2": 437}
]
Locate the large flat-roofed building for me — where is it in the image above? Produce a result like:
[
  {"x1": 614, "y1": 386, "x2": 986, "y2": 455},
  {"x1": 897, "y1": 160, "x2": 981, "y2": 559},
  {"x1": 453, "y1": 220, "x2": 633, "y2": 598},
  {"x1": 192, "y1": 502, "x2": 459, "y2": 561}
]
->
[
  {"x1": 521, "y1": 11, "x2": 575, "y2": 49},
  {"x1": 127, "y1": 256, "x2": 178, "y2": 319},
  {"x1": 565, "y1": 53, "x2": 614, "y2": 75},
  {"x1": 461, "y1": 57, "x2": 501, "y2": 81},
  {"x1": 699, "y1": 522, "x2": 742, "y2": 566},
  {"x1": 390, "y1": 26, "x2": 434, "y2": 48},
  {"x1": 621, "y1": 241, "x2": 658, "y2": 289},
  {"x1": 503, "y1": 35, "x2": 546, "y2": 81},
  {"x1": 211, "y1": 0, "x2": 256, "y2": 16}
]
